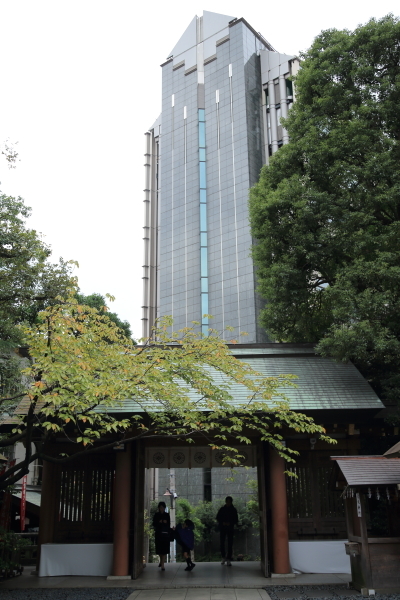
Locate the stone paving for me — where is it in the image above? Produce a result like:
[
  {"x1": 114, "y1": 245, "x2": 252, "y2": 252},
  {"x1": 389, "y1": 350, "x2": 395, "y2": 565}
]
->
[
  {"x1": 0, "y1": 589, "x2": 270, "y2": 600},
  {"x1": 127, "y1": 590, "x2": 270, "y2": 600},
  {"x1": 3, "y1": 566, "x2": 399, "y2": 600},
  {"x1": 122, "y1": 563, "x2": 351, "y2": 589},
  {"x1": 132, "y1": 562, "x2": 278, "y2": 589},
  {"x1": 3, "y1": 588, "x2": 400, "y2": 600},
  {"x1": 0, "y1": 562, "x2": 351, "y2": 591},
  {"x1": 7, "y1": 564, "x2": 400, "y2": 600}
]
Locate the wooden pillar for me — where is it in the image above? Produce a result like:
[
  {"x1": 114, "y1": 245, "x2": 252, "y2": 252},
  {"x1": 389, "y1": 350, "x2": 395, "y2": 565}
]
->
[
  {"x1": 37, "y1": 460, "x2": 57, "y2": 571},
  {"x1": 269, "y1": 445, "x2": 291, "y2": 574},
  {"x1": 132, "y1": 441, "x2": 145, "y2": 580},
  {"x1": 112, "y1": 444, "x2": 131, "y2": 576},
  {"x1": 258, "y1": 442, "x2": 270, "y2": 577}
]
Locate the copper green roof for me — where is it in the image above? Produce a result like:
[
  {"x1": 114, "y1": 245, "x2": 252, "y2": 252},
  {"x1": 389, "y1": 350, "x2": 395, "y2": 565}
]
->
[{"x1": 110, "y1": 345, "x2": 383, "y2": 413}]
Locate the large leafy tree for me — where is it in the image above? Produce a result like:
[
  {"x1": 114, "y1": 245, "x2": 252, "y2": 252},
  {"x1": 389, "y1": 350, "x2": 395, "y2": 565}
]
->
[
  {"x1": 0, "y1": 193, "x2": 77, "y2": 428},
  {"x1": 0, "y1": 295, "x2": 331, "y2": 489},
  {"x1": 0, "y1": 193, "x2": 74, "y2": 347},
  {"x1": 249, "y1": 15, "x2": 400, "y2": 406}
]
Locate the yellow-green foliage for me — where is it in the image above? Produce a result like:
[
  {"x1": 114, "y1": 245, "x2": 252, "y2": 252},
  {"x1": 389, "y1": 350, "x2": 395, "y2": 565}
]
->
[{"x1": 0, "y1": 293, "x2": 333, "y2": 489}]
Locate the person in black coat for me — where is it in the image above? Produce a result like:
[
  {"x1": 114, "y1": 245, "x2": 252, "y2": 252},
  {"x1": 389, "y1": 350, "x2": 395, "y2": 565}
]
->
[
  {"x1": 153, "y1": 501, "x2": 170, "y2": 571},
  {"x1": 216, "y1": 496, "x2": 238, "y2": 566}
]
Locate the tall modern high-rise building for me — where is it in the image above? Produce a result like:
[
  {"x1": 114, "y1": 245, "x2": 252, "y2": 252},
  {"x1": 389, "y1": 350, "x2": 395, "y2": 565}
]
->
[{"x1": 142, "y1": 11, "x2": 299, "y2": 341}]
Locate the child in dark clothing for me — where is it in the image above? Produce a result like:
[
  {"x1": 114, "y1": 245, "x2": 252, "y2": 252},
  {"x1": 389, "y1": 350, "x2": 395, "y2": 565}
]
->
[{"x1": 175, "y1": 519, "x2": 196, "y2": 571}]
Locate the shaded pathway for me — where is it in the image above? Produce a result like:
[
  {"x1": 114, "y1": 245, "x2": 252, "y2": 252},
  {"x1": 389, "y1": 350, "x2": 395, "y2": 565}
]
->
[
  {"x1": 131, "y1": 563, "x2": 350, "y2": 590},
  {"x1": 0, "y1": 562, "x2": 351, "y2": 592}
]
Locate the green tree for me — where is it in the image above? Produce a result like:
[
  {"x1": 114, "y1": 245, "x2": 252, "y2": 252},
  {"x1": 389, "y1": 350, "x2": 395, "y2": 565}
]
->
[
  {"x1": 0, "y1": 193, "x2": 75, "y2": 348},
  {"x1": 0, "y1": 294, "x2": 332, "y2": 489},
  {"x1": 244, "y1": 479, "x2": 259, "y2": 531},
  {"x1": 75, "y1": 293, "x2": 132, "y2": 339},
  {"x1": 193, "y1": 500, "x2": 217, "y2": 557},
  {"x1": 249, "y1": 15, "x2": 400, "y2": 407},
  {"x1": 0, "y1": 193, "x2": 76, "y2": 423}
]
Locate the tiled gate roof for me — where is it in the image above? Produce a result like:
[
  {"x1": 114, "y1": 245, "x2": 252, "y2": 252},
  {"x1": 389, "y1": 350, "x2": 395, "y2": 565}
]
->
[{"x1": 112, "y1": 346, "x2": 383, "y2": 413}]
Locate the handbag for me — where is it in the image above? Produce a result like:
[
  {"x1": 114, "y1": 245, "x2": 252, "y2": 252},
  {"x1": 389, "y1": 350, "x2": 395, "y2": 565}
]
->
[{"x1": 169, "y1": 527, "x2": 176, "y2": 542}]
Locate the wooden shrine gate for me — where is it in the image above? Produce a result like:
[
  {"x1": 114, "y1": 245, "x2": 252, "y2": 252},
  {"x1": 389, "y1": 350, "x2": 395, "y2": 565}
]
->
[{"x1": 38, "y1": 440, "x2": 346, "y2": 579}]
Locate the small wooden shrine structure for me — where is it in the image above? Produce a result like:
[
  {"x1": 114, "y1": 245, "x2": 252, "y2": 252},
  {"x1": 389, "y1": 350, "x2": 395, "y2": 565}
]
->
[{"x1": 332, "y1": 456, "x2": 400, "y2": 594}]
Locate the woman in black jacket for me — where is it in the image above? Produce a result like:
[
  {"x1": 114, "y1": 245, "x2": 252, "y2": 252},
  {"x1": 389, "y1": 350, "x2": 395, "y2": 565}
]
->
[{"x1": 153, "y1": 501, "x2": 170, "y2": 571}]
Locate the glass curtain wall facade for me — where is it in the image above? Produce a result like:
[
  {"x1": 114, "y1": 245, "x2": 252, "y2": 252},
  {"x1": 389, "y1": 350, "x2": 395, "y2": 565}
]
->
[{"x1": 142, "y1": 12, "x2": 298, "y2": 342}]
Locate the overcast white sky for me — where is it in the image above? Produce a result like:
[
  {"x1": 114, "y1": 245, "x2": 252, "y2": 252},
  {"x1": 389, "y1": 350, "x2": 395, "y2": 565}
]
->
[{"x1": 0, "y1": 1, "x2": 396, "y2": 338}]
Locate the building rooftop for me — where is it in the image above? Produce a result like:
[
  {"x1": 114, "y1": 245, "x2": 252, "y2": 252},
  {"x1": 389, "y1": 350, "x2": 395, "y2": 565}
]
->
[
  {"x1": 163, "y1": 11, "x2": 275, "y2": 73},
  {"x1": 2, "y1": 346, "x2": 384, "y2": 423},
  {"x1": 112, "y1": 349, "x2": 384, "y2": 414}
]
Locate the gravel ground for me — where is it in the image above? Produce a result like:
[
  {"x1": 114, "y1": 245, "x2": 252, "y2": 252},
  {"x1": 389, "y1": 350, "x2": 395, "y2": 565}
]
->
[
  {"x1": 265, "y1": 585, "x2": 400, "y2": 600},
  {"x1": 0, "y1": 590, "x2": 132, "y2": 600}
]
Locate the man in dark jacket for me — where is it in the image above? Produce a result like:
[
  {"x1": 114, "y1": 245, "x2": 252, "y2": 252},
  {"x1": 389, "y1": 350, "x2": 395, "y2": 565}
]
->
[{"x1": 216, "y1": 496, "x2": 238, "y2": 566}]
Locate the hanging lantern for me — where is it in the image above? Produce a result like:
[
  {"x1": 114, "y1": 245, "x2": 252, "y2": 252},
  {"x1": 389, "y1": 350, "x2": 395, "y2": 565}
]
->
[
  {"x1": 368, "y1": 487, "x2": 372, "y2": 498},
  {"x1": 376, "y1": 487, "x2": 380, "y2": 500}
]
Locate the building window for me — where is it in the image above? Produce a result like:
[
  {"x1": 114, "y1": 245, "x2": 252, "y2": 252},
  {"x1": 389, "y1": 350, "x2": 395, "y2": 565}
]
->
[
  {"x1": 200, "y1": 204, "x2": 207, "y2": 232},
  {"x1": 201, "y1": 292, "x2": 209, "y2": 318},
  {"x1": 199, "y1": 122, "x2": 206, "y2": 149},
  {"x1": 200, "y1": 247, "x2": 208, "y2": 277},
  {"x1": 199, "y1": 162, "x2": 207, "y2": 188}
]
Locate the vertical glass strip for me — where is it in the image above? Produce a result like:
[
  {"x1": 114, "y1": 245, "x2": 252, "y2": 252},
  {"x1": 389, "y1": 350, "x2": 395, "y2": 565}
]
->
[
  {"x1": 199, "y1": 109, "x2": 208, "y2": 335},
  {"x1": 184, "y1": 106, "x2": 188, "y2": 327}
]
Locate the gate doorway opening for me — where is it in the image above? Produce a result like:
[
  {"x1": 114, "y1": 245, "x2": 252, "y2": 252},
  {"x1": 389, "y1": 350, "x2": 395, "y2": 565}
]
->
[
  {"x1": 145, "y1": 465, "x2": 261, "y2": 564},
  {"x1": 129, "y1": 442, "x2": 270, "y2": 581}
]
